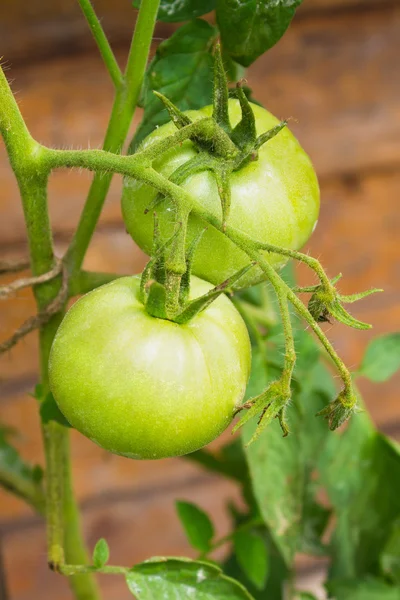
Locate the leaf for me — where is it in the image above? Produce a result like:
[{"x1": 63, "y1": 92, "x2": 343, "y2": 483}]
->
[
  {"x1": 242, "y1": 348, "x2": 333, "y2": 566},
  {"x1": 233, "y1": 530, "x2": 269, "y2": 590},
  {"x1": 39, "y1": 392, "x2": 71, "y2": 428},
  {"x1": 224, "y1": 528, "x2": 288, "y2": 600},
  {"x1": 295, "y1": 593, "x2": 318, "y2": 600},
  {"x1": 126, "y1": 558, "x2": 254, "y2": 599},
  {"x1": 326, "y1": 578, "x2": 400, "y2": 600},
  {"x1": 319, "y1": 415, "x2": 400, "y2": 579},
  {"x1": 133, "y1": 0, "x2": 216, "y2": 23},
  {"x1": 0, "y1": 427, "x2": 45, "y2": 511},
  {"x1": 358, "y1": 333, "x2": 400, "y2": 382},
  {"x1": 381, "y1": 520, "x2": 400, "y2": 584},
  {"x1": 176, "y1": 501, "x2": 214, "y2": 552},
  {"x1": 130, "y1": 19, "x2": 217, "y2": 150},
  {"x1": 92, "y1": 538, "x2": 110, "y2": 568},
  {"x1": 216, "y1": 0, "x2": 304, "y2": 67}
]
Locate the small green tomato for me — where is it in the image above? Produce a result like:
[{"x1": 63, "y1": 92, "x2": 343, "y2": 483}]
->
[{"x1": 49, "y1": 276, "x2": 251, "y2": 459}]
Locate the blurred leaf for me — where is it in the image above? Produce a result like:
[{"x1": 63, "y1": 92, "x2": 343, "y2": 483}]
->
[
  {"x1": 381, "y1": 520, "x2": 400, "y2": 584},
  {"x1": 133, "y1": 0, "x2": 216, "y2": 22},
  {"x1": 294, "y1": 328, "x2": 320, "y2": 376},
  {"x1": 295, "y1": 593, "x2": 318, "y2": 600},
  {"x1": 130, "y1": 19, "x2": 217, "y2": 150},
  {"x1": 319, "y1": 415, "x2": 400, "y2": 579},
  {"x1": 126, "y1": 558, "x2": 254, "y2": 599},
  {"x1": 326, "y1": 578, "x2": 400, "y2": 599},
  {"x1": 224, "y1": 528, "x2": 288, "y2": 600},
  {"x1": 300, "y1": 489, "x2": 330, "y2": 556},
  {"x1": 233, "y1": 530, "x2": 269, "y2": 590},
  {"x1": 242, "y1": 348, "x2": 333, "y2": 566},
  {"x1": 217, "y1": 0, "x2": 304, "y2": 67},
  {"x1": 92, "y1": 538, "x2": 110, "y2": 568},
  {"x1": 358, "y1": 333, "x2": 400, "y2": 382},
  {"x1": 186, "y1": 438, "x2": 249, "y2": 483},
  {"x1": 40, "y1": 392, "x2": 71, "y2": 428},
  {"x1": 0, "y1": 427, "x2": 45, "y2": 512},
  {"x1": 176, "y1": 501, "x2": 214, "y2": 552}
]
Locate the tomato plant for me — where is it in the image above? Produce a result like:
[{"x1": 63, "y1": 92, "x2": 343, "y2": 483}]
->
[
  {"x1": 0, "y1": 1, "x2": 399, "y2": 600},
  {"x1": 49, "y1": 276, "x2": 251, "y2": 459},
  {"x1": 122, "y1": 100, "x2": 320, "y2": 287}
]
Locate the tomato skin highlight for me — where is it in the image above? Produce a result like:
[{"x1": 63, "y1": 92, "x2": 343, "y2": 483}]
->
[
  {"x1": 122, "y1": 99, "x2": 320, "y2": 288},
  {"x1": 49, "y1": 276, "x2": 251, "y2": 459}
]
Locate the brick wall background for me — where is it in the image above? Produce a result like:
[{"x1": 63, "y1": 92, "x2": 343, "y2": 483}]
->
[{"x1": 0, "y1": 1, "x2": 399, "y2": 598}]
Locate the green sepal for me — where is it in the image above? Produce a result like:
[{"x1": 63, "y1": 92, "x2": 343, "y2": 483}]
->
[
  {"x1": 328, "y1": 300, "x2": 372, "y2": 331},
  {"x1": 233, "y1": 380, "x2": 290, "y2": 444},
  {"x1": 214, "y1": 165, "x2": 231, "y2": 229},
  {"x1": 316, "y1": 388, "x2": 359, "y2": 430},
  {"x1": 254, "y1": 121, "x2": 287, "y2": 151},
  {"x1": 174, "y1": 262, "x2": 256, "y2": 325},
  {"x1": 231, "y1": 84, "x2": 257, "y2": 151},
  {"x1": 153, "y1": 91, "x2": 192, "y2": 129},
  {"x1": 140, "y1": 216, "x2": 181, "y2": 303},
  {"x1": 145, "y1": 281, "x2": 169, "y2": 320},
  {"x1": 179, "y1": 228, "x2": 207, "y2": 306},
  {"x1": 212, "y1": 43, "x2": 231, "y2": 135},
  {"x1": 339, "y1": 287, "x2": 383, "y2": 303}
]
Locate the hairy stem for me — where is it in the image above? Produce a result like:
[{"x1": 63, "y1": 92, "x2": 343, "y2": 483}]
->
[
  {"x1": 0, "y1": 64, "x2": 99, "y2": 599},
  {"x1": 77, "y1": 0, "x2": 123, "y2": 89},
  {"x1": 65, "y1": 0, "x2": 160, "y2": 275}
]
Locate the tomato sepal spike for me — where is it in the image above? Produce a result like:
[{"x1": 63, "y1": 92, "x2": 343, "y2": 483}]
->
[
  {"x1": 316, "y1": 387, "x2": 360, "y2": 431},
  {"x1": 232, "y1": 380, "x2": 291, "y2": 443},
  {"x1": 153, "y1": 91, "x2": 192, "y2": 129},
  {"x1": 212, "y1": 43, "x2": 231, "y2": 135},
  {"x1": 179, "y1": 227, "x2": 208, "y2": 306},
  {"x1": 174, "y1": 262, "x2": 256, "y2": 325},
  {"x1": 231, "y1": 83, "x2": 257, "y2": 151}
]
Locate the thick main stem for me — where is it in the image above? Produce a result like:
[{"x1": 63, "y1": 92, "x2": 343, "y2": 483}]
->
[{"x1": 0, "y1": 66, "x2": 99, "y2": 600}]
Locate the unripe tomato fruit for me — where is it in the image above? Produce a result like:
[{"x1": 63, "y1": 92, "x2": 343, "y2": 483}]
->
[
  {"x1": 122, "y1": 99, "x2": 319, "y2": 288},
  {"x1": 49, "y1": 276, "x2": 251, "y2": 459}
]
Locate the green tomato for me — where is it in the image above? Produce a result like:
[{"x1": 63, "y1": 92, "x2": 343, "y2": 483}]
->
[
  {"x1": 122, "y1": 99, "x2": 319, "y2": 288},
  {"x1": 49, "y1": 276, "x2": 251, "y2": 459}
]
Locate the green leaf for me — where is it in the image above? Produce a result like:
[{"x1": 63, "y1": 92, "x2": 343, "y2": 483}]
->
[
  {"x1": 319, "y1": 415, "x2": 400, "y2": 579},
  {"x1": 358, "y1": 333, "x2": 400, "y2": 382},
  {"x1": 381, "y1": 520, "x2": 400, "y2": 584},
  {"x1": 39, "y1": 392, "x2": 71, "y2": 428},
  {"x1": 216, "y1": 0, "x2": 304, "y2": 67},
  {"x1": 242, "y1": 350, "x2": 333, "y2": 566},
  {"x1": 233, "y1": 530, "x2": 269, "y2": 590},
  {"x1": 295, "y1": 593, "x2": 318, "y2": 600},
  {"x1": 224, "y1": 528, "x2": 288, "y2": 600},
  {"x1": 130, "y1": 19, "x2": 217, "y2": 150},
  {"x1": 326, "y1": 578, "x2": 400, "y2": 600},
  {"x1": 126, "y1": 558, "x2": 254, "y2": 599},
  {"x1": 0, "y1": 427, "x2": 45, "y2": 510},
  {"x1": 176, "y1": 501, "x2": 214, "y2": 552},
  {"x1": 133, "y1": 0, "x2": 216, "y2": 23},
  {"x1": 92, "y1": 538, "x2": 110, "y2": 568}
]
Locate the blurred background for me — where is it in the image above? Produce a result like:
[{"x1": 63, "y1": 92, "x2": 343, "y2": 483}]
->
[{"x1": 0, "y1": 0, "x2": 399, "y2": 598}]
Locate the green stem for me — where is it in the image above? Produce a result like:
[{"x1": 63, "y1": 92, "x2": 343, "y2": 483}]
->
[
  {"x1": 77, "y1": 0, "x2": 123, "y2": 90},
  {"x1": 65, "y1": 0, "x2": 160, "y2": 275},
  {"x1": 0, "y1": 65, "x2": 99, "y2": 600},
  {"x1": 63, "y1": 433, "x2": 100, "y2": 600}
]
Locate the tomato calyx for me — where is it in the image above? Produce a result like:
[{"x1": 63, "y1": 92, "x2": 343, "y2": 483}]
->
[
  {"x1": 232, "y1": 379, "x2": 291, "y2": 443},
  {"x1": 140, "y1": 213, "x2": 256, "y2": 323},
  {"x1": 151, "y1": 44, "x2": 287, "y2": 230},
  {"x1": 303, "y1": 274, "x2": 383, "y2": 331}
]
